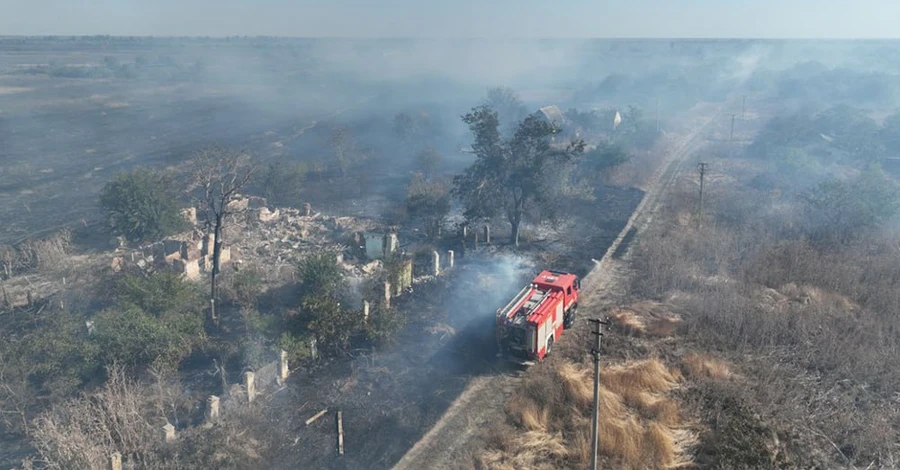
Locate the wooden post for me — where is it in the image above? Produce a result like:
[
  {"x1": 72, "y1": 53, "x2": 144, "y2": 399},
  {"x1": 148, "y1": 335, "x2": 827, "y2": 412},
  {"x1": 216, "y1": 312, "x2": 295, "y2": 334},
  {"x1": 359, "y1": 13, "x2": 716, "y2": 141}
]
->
[
  {"x1": 306, "y1": 408, "x2": 329, "y2": 426},
  {"x1": 207, "y1": 395, "x2": 220, "y2": 423},
  {"x1": 163, "y1": 423, "x2": 176, "y2": 443},
  {"x1": 337, "y1": 411, "x2": 345, "y2": 457},
  {"x1": 244, "y1": 371, "x2": 256, "y2": 403},
  {"x1": 279, "y1": 350, "x2": 289, "y2": 385},
  {"x1": 110, "y1": 452, "x2": 122, "y2": 470}
]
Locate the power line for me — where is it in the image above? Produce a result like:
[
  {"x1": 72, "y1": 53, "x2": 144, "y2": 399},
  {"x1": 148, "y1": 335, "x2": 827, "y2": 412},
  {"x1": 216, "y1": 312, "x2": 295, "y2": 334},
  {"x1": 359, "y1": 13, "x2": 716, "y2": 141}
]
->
[{"x1": 698, "y1": 162, "x2": 708, "y2": 224}]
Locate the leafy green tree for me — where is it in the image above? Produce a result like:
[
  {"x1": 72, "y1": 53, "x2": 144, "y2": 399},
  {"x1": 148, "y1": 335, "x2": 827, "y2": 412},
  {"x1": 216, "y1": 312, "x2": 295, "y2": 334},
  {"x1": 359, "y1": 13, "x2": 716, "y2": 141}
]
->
[
  {"x1": 92, "y1": 306, "x2": 203, "y2": 371},
  {"x1": 405, "y1": 174, "x2": 451, "y2": 240},
  {"x1": 304, "y1": 295, "x2": 359, "y2": 354},
  {"x1": 116, "y1": 271, "x2": 204, "y2": 317},
  {"x1": 415, "y1": 147, "x2": 442, "y2": 179},
  {"x1": 453, "y1": 106, "x2": 585, "y2": 246},
  {"x1": 363, "y1": 303, "x2": 406, "y2": 347},
  {"x1": 330, "y1": 126, "x2": 357, "y2": 177},
  {"x1": 92, "y1": 272, "x2": 206, "y2": 370},
  {"x1": 0, "y1": 309, "x2": 99, "y2": 434},
  {"x1": 297, "y1": 252, "x2": 345, "y2": 299},
  {"x1": 261, "y1": 158, "x2": 307, "y2": 207},
  {"x1": 99, "y1": 169, "x2": 186, "y2": 242},
  {"x1": 486, "y1": 87, "x2": 528, "y2": 137}
]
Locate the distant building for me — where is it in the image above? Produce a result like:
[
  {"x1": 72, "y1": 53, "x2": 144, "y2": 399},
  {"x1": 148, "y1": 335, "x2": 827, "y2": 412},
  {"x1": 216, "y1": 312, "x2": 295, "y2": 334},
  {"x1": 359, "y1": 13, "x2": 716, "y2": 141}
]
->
[{"x1": 532, "y1": 105, "x2": 575, "y2": 141}]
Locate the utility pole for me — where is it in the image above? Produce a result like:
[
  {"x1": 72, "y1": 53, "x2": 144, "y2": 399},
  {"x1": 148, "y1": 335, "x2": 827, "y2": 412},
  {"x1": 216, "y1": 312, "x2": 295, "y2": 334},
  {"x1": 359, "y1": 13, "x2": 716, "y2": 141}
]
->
[
  {"x1": 589, "y1": 317, "x2": 608, "y2": 470},
  {"x1": 656, "y1": 99, "x2": 660, "y2": 133},
  {"x1": 730, "y1": 114, "x2": 736, "y2": 143},
  {"x1": 698, "y1": 162, "x2": 708, "y2": 222}
]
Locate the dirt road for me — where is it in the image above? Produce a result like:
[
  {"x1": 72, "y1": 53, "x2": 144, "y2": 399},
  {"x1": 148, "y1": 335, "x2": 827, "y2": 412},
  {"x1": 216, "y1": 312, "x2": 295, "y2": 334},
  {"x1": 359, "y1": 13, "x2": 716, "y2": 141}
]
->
[{"x1": 391, "y1": 102, "x2": 724, "y2": 470}]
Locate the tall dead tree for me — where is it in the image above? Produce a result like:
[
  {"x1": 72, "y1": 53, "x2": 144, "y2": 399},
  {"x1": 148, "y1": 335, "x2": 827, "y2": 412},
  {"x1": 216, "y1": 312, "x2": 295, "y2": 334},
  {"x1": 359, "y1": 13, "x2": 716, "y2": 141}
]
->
[{"x1": 189, "y1": 147, "x2": 257, "y2": 325}]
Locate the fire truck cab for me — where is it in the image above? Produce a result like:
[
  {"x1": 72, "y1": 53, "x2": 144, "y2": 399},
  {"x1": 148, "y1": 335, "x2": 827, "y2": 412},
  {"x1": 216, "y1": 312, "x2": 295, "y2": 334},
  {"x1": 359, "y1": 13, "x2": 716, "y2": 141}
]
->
[{"x1": 496, "y1": 270, "x2": 580, "y2": 364}]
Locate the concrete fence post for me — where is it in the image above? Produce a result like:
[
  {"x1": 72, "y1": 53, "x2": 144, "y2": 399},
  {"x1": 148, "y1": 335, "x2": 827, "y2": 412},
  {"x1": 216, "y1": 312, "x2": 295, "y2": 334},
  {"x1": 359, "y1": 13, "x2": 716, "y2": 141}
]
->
[
  {"x1": 474, "y1": 231, "x2": 479, "y2": 251},
  {"x1": 310, "y1": 338, "x2": 318, "y2": 360},
  {"x1": 163, "y1": 423, "x2": 176, "y2": 443},
  {"x1": 383, "y1": 281, "x2": 391, "y2": 308},
  {"x1": 244, "y1": 371, "x2": 256, "y2": 403},
  {"x1": 109, "y1": 452, "x2": 122, "y2": 470},
  {"x1": 432, "y1": 251, "x2": 440, "y2": 276},
  {"x1": 279, "y1": 350, "x2": 289, "y2": 385},
  {"x1": 363, "y1": 301, "x2": 370, "y2": 323},
  {"x1": 484, "y1": 225, "x2": 490, "y2": 244},
  {"x1": 447, "y1": 250, "x2": 454, "y2": 269},
  {"x1": 206, "y1": 395, "x2": 220, "y2": 423}
]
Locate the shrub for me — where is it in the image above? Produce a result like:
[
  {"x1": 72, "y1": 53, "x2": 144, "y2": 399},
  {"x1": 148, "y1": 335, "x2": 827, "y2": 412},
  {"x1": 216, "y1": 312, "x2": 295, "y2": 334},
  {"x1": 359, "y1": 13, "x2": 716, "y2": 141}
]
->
[
  {"x1": 297, "y1": 252, "x2": 345, "y2": 299},
  {"x1": 99, "y1": 169, "x2": 186, "y2": 242},
  {"x1": 363, "y1": 303, "x2": 406, "y2": 347},
  {"x1": 92, "y1": 305, "x2": 205, "y2": 371},
  {"x1": 304, "y1": 295, "x2": 359, "y2": 354}
]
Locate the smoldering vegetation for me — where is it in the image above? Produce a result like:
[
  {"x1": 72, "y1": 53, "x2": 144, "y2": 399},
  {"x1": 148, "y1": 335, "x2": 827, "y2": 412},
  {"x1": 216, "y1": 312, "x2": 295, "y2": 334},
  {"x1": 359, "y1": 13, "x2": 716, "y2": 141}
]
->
[
  {"x1": 5, "y1": 35, "x2": 900, "y2": 469},
  {"x1": 623, "y1": 71, "x2": 900, "y2": 467}
]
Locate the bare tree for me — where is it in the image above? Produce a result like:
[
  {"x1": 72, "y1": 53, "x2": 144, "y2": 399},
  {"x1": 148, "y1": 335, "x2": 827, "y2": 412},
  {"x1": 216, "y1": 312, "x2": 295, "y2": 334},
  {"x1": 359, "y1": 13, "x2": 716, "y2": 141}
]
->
[
  {"x1": 330, "y1": 126, "x2": 356, "y2": 177},
  {"x1": 189, "y1": 147, "x2": 257, "y2": 325},
  {"x1": 31, "y1": 365, "x2": 160, "y2": 470}
]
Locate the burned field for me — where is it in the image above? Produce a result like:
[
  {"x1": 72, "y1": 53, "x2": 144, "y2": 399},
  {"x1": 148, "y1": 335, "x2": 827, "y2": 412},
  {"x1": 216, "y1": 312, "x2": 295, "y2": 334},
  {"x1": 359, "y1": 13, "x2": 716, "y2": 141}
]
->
[
  {"x1": 251, "y1": 200, "x2": 643, "y2": 470},
  {"x1": 1, "y1": 36, "x2": 732, "y2": 469},
  {"x1": 0, "y1": 39, "x2": 445, "y2": 244}
]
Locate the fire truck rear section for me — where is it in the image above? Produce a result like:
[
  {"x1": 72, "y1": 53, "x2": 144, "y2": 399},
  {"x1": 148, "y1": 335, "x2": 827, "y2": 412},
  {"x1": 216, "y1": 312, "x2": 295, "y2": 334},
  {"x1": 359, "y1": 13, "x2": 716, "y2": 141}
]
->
[{"x1": 496, "y1": 270, "x2": 580, "y2": 363}]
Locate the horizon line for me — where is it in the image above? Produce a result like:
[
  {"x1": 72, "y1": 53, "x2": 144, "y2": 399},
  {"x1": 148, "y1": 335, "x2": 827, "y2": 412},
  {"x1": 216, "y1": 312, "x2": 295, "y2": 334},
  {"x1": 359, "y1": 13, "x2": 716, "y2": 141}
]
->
[{"x1": 2, "y1": 35, "x2": 900, "y2": 41}]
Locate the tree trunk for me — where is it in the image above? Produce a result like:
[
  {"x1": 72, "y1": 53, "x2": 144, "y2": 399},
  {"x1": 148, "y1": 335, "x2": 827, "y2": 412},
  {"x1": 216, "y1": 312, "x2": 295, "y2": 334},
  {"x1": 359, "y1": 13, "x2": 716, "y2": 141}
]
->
[
  {"x1": 210, "y1": 214, "x2": 223, "y2": 325},
  {"x1": 510, "y1": 212, "x2": 521, "y2": 247}
]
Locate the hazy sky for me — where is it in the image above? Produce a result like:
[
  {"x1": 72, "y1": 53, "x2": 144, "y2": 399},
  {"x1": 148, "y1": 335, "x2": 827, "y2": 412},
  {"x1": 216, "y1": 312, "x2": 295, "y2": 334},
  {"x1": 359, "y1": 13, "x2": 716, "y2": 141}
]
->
[{"x1": 3, "y1": 0, "x2": 899, "y2": 38}]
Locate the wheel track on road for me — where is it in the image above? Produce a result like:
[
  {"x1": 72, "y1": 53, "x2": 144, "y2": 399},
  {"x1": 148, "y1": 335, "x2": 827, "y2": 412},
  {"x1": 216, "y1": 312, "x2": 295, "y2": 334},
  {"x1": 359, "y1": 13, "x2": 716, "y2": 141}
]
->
[{"x1": 391, "y1": 102, "x2": 725, "y2": 470}]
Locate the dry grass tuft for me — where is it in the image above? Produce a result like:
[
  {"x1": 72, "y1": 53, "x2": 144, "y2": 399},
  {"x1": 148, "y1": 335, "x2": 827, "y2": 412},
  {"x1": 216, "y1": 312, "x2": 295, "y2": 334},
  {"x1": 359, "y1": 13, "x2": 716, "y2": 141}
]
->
[
  {"x1": 507, "y1": 396, "x2": 549, "y2": 432},
  {"x1": 644, "y1": 422, "x2": 678, "y2": 467},
  {"x1": 779, "y1": 283, "x2": 857, "y2": 311},
  {"x1": 598, "y1": 414, "x2": 645, "y2": 463},
  {"x1": 602, "y1": 359, "x2": 681, "y2": 397},
  {"x1": 556, "y1": 362, "x2": 593, "y2": 407},
  {"x1": 646, "y1": 399, "x2": 682, "y2": 427},
  {"x1": 610, "y1": 308, "x2": 647, "y2": 334},
  {"x1": 682, "y1": 353, "x2": 734, "y2": 380},
  {"x1": 479, "y1": 430, "x2": 567, "y2": 470}
]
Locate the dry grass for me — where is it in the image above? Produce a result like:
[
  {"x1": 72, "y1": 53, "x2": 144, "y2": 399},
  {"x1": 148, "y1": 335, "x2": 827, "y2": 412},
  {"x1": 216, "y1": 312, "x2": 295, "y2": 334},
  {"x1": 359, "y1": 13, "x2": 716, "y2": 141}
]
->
[
  {"x1": 507, "y1": 396, "x2": 549, "y2": 432},
  {"x1": 486, "y1": 359, "x2": 691, "y2": 469},
  {"x1": 609, "y1": 308, "x2": 647, "y2": 334},
  {"x1": 611, "y1": 301, "x2": 683, "y2": 338},
  {"x1": 601, "y1": 359, "x2": 681, "y2": 397},
  {"x1": 681, "y1": 353, "x2": 734, "y2": 381}
]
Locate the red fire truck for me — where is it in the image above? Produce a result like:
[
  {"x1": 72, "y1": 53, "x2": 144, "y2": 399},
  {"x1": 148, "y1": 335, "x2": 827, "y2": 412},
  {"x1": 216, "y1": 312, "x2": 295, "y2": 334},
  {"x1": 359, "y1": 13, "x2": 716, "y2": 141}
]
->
[{"x1": 496, "y1": 270, "x2": 580, "y2": 363}]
